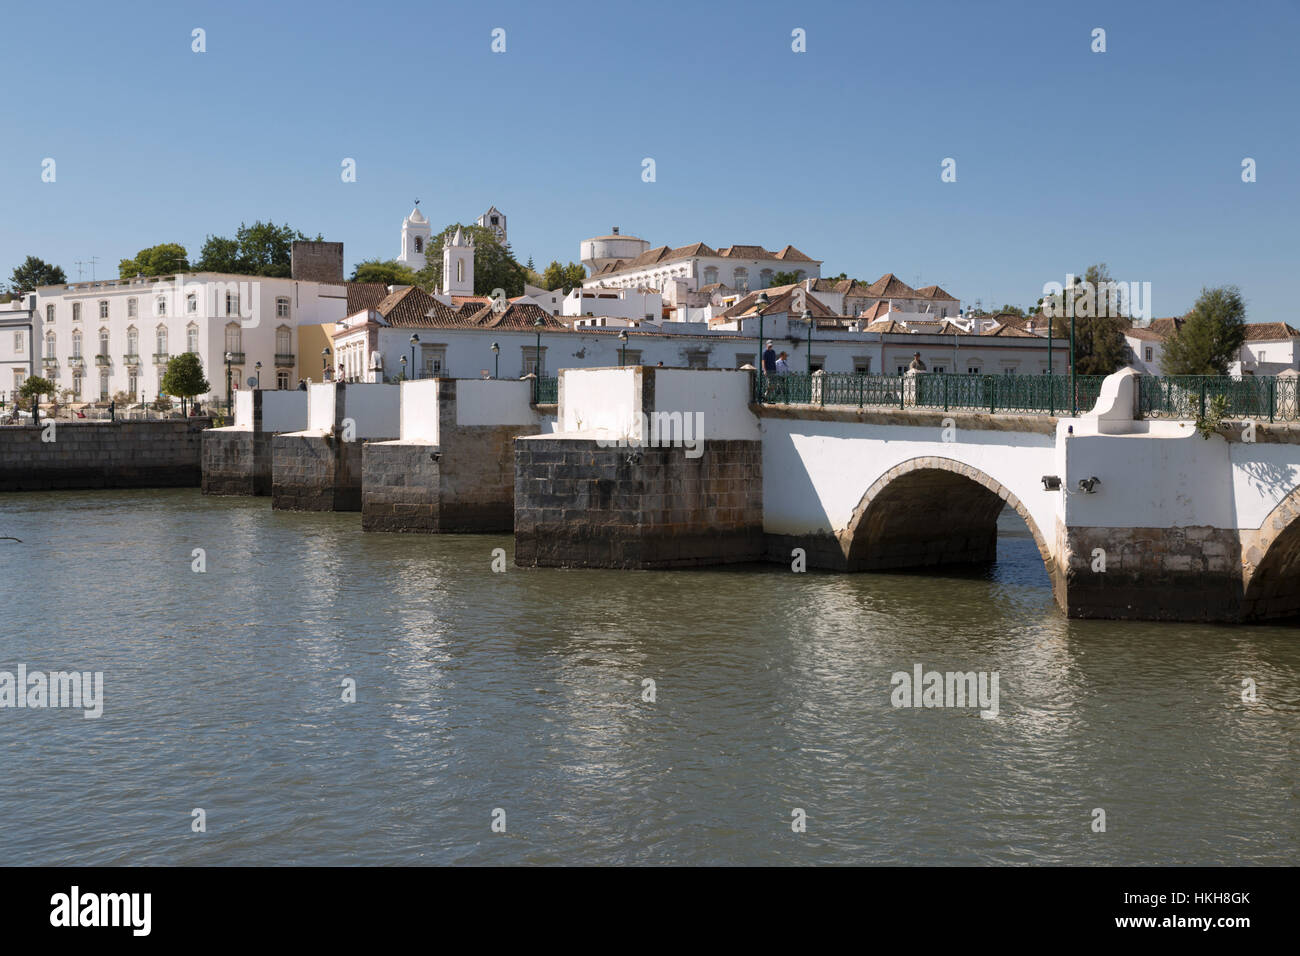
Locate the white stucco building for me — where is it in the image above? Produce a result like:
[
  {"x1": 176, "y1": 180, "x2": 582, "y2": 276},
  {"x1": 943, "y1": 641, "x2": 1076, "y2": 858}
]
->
[
  {"x1": 26, "y1": 274, "x2": 348, "y2": 403},
  {"x1": 582, "y1": 237, "x2": 823, "y2": 301}
]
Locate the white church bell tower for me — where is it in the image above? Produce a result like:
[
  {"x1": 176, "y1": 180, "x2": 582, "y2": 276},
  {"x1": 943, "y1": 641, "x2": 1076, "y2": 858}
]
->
[
  {"x1": 397, "y1": 201, "x2": 431, "y2": 270},
  {"x1": 442, "y1": 225, "x2": 474, "y2": 296}
]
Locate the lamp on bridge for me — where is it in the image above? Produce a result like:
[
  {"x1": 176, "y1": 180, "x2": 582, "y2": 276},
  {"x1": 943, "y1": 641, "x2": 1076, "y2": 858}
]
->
[
  {"x1": 399, "y1": 355, "x2": 407, "y2": 381},
  {"x1": 803, "y1": 309, "x2": 814, "y2": 372},
  {"x1": 491, "y1": 341, "x2": 499, "y2": 379},
  {"x1": 409, "y1": 333, "x2": 420, "y2": 379},
  {"x1": 618, "y1": 329, "x2": 628, "y2": 366},
  {"x1": 755, "y1": 291, "x2": 770, "y2": 400},
  {"x1": 254, "y1": 361, "x2": 262, "y2": 389},
  {"x1": 224, "y1": 350, "x2": 233, "y2": 415},
  {"x1": 321, "y1": 346, "x2": 331, "y2": 381}
]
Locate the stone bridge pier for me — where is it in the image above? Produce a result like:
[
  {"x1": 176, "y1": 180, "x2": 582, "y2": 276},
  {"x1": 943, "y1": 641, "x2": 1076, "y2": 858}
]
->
[
  {"x1": 203, "y1": 389, "x2": 308, "y2": 496},
  {"x1": 271, "y1": 383, "x2": 399, "y2": 512},
  {"x1": 362, "y1": 378, "x2": 553, "y2": 533}
]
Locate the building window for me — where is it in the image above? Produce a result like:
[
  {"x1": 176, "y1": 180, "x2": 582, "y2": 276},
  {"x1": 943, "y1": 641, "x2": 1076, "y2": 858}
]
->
[
  {"x1": 127, "y1": 297, "x2": 137, "y2": 318},
  {"x1": 853, "y1": 357, "x2": 871, "y2": 373},
  {"x1": 128, "y1": 371, "x2": 138, "y2": 397},
  {"x1": 224, "y1": 323, "x2": 241, "y2": 355},
  {"x1": 521, "y1": 346, "x2": 546, "y2": 377},
  {"x1": 187, "y1": 324, "x2": 199, "y2": 353},
  {"x1": 276, "y1": 369, "x2": 290, "y2": 390},
  {"x1": 157, "y1": 296, "x2": 167, "y2": 316},
  {"x1": 622, "y1": 349, "x2": 642, "y2": 366},
  {"x1": 13, "y1": 332, "x2": 23, "y2": 354},
  {"x1": 98, "y1": 329, "x2": 110, "y2": 356},
  {"x1": 45, "y1": 332, "x2": 55, "y2": 356},
  {"x1": 736, "y1": 352, "x2": 755, "y2": 368},
  {"x1": 13, "y1": 369, "x2": 26, "y2": 392},
  {"x1": 72, "y1": 330, "x2": 83, "y2": 357},
  {"x1": 413, "y1": 237, "x2": 423, "y2": 254},
  {"x1": 733, "y1": 269, "x2": 748, "y2": 292},
  {"x1": 226, "y1": 292, "x2": 240, "y2": 316},
  {"x1": 99, "y1": 371, "x2": 110, "y2": 401},
  {"x1": 685, "y1": 350, "x2": 709, "y2": 369},
  {"x1": 760, "y1": 268, "x2": 774, "y2": 287},
  {"x1": 896, "y1": 365, "x2": 908, "y2": 375},
  {"x1": 420, "y1": 345, "x2": 446, "y2": 377},
  {"x1": 127, "y1": 327, "x2": 138, "y2": 356},
  {"x1": 187, "y1": 293, "x2": 198, "y2": 314},
  {"x1": 276, "y1": 297, "x2": 290, "y2": 318},
  {"x1": 72, "y1": 372, "x2": 83, "y2": 399},
  {"x1": 967, "y1": 366, "x2": 980, "y2": 374},
  {"x1": 46, "y1": 304, "x2": 55, "y2": 323},
  {"x1": 276, "y1": 325, "x2": 292, "y2": 355},
  {"x1": 456, "y1": 259, "x2": 463, "y2": 283},
  {"x1": 156, "y1": 327, "x2": 168, "y2": 356},
  {"x1": 72, "y1": 302, "x2": 82, "y2": 322},
  {"x1": 1144, "y1": 347, "x2": 1153, "y2": 362}
]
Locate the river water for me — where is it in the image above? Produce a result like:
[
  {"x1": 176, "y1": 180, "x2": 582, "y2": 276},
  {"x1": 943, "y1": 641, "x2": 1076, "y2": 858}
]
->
[{"x1": 0, "y1": 489, "x2": 1295, "y2": 865}]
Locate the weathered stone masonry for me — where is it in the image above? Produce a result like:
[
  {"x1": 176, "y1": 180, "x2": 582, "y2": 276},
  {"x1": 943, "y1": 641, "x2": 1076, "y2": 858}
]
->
[
  {"x1": 0, "y1": 419, "x2": 209, "y2": 491},
  {"x1": 514, "y1": 438, "x2": 764, "y2": 569},
  {"x1": 273, "y1": 433, "x2": 373, "y2": 512}
]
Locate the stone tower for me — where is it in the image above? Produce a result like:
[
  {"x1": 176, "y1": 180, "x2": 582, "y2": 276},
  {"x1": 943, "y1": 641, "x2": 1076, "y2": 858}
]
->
[
  {"x1": 476, "y1": 206, "x2": 506, "y2": 245},
  {"x1": 442, "y1": 226, "x2": 474, "y2": 296},
  {"x1": 397, "y1": 202, "x2": 431, "y2": 270}
]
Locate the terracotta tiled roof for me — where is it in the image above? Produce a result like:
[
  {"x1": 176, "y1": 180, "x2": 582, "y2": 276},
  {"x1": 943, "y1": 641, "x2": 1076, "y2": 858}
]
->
[
  {"x1": 1126, "y1": 327, "x2": 1165, "y2": 342},
  {"x1": 1242, "y1": 322, "x2": 1300, "y2": 341},
  {"x1": 982, "y1": 323, "x2": 1038, "y2": 337},
  {"x1": 865, "y1": 318, "x2": 907, "y2": 334},
  {"x1": 774, "y1": 245, "x2": 816, "y2": 262},
  {"x1": 915, "y1": 284, "x2": 958, "y2": 301},
  {"x1": 860, "y1": 301, "x2": 897, "y2": 321},
  {"x1": 1147, "y1": 317, "x2": 1184, "y2": 337},
  {"x1": 864, "y1": 273, "x2": 919, "y2": 298},
  {"x1": 716, "y1": 286, "x2": 836, "y2": 321},
  {"x1": 347, "y1": 282, "x2": 390, "y2": 314},
  {"x1": 471, "y1": 301, "x2": 566, "y2": 330}
]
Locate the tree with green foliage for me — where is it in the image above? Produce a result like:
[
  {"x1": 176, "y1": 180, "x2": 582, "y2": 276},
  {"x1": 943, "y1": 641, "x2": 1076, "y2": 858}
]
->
[
  {"x1": 997, "y1": 303, "x2": 1027, "y2": 317},
  {"x1": 118, "y1": 243, "x2": 189, "y2": 278},
  {"x1": 768, "y1": 270, "x2": 809, "y2": 288},
  {"x1": 18, "y1": 375, "x2": 56, "y2": 424},
  {"x1": 350, "y1": 259, "x2": 419, "y2": 286},
  {"x1": 413, "y1": 224, "x2": 528, "y2": 297},
  {"x1": 541, "y1": 260, "x2": 587, "y2": 290},
  {"x1": 9, "y1": 256, "x2": 66, "y2": 293},
  {"x1": 1039, "y1": 264, "x2": 1131, "y2": 374},
  {"x1": 1160, "y1": 286, "x2": 1248, "y2": 375},
  {"x1": 194, "y1": 221, "x2": 321, "y2": 277},
  {"x1": 160, "y1": 352, "x2": 211, "y2": 415}
]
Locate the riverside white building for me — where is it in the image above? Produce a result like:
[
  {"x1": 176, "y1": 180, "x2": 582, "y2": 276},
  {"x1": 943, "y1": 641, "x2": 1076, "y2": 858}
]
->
[{"x1": 27, "y1": 274, "x2": 348, "y2": 403}]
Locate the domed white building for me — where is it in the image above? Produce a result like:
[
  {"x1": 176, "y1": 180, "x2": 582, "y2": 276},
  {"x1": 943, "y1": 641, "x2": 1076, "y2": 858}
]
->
[
  {"x1": 397, "y1": 202, "x2": 432, "y2": 270},
  {"x1": 580, "y1": 227, "x2": 650, "y2": 277}
]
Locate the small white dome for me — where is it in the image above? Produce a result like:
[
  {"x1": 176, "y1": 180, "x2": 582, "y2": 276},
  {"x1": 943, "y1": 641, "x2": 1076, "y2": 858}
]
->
[{"x1": 407, "y1": 205, "x2": 427, "y2": 224}]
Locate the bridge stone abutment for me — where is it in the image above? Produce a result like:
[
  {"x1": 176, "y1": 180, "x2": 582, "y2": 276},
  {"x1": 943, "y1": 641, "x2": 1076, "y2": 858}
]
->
[
  {"x1": 272, "y1": 383, "x2": 399, "y2": 512},
  {"x1": 363, "y1": 378, "x2": 551, "y2": 532},
  {"x1": 513, "y1": 367, "x2": 764, "y2": 568},
  {"x1": 203, "y1": 389, "x2": 308, "y2": 496}
]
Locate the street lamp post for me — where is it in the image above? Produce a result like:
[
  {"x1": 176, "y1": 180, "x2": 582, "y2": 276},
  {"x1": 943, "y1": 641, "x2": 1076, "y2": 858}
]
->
[
  {"x1": 618, "y1": 329, "x2": 628, "y2": 366},
  {"x1": 410, "y1": 334, "x2": 420, "y2": 379},
  {"x1": 491, "y1": 341, "x2": 499, "y2": 379},
  {"x1": 533, "y1": 317, "x2": 544, "y2": 402},
  {"x1": 755, "y1": 291, "x2": 770, "y2": 401},
  {"x1": 322, "y1": 346, "x2": 331, "y2": 382},
  {"x1": 224, "y1": 350, "x2": 233, "y2": 415},
  {"x1": 399, "y1": 355, "x2": 407, "y2": 381},
  {"x1": 803, "y1": 308, "x2": 813, "y2": 373},
  {"x1": 254, "y1": 361, "x2": 262, "y2": 389}
]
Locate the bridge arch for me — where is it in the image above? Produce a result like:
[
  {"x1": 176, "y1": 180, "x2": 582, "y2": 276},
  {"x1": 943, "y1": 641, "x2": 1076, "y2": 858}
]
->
[
  {"x1": 1241, "y1": 485, "x2": 1300, "y2": 620},
  {"x1": 840, "y1": 455, "x2": 1054, "y2": 577}
]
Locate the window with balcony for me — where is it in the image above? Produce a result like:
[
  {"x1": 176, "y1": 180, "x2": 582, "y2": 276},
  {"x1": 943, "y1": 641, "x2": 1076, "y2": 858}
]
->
[
  {"x1": 156, "y1": 327, "x2": 168, "y2": 358},
  {"x1": 98, "y1": 329, "x2": 110, "y2": 356},
  {"x1": 72, "y1": 330, "x2": 83, "y2": 357}
]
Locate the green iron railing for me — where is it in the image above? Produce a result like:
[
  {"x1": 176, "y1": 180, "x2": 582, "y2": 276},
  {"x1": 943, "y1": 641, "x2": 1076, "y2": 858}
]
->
[
  {"x1": 533, "y1": 376, "x2": 558, "y2": 404},
  {"x1": 1138, "y1": 374, "x2": 1299, "y2": 422},
  {"x1": 755, "y1": 372, "x2": 1105, "y2": 415}
]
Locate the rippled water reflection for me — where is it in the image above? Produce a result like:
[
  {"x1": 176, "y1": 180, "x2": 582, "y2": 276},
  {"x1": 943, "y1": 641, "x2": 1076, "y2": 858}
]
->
[{"x1": 0, "y1": 490, "x2": 1296, "y2": 865}]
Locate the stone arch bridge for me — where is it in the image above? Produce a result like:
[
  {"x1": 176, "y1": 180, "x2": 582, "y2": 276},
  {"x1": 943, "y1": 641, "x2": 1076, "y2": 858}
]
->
[{"x1": 514, "y1": 367, "x2": 1300, "y2": 623}]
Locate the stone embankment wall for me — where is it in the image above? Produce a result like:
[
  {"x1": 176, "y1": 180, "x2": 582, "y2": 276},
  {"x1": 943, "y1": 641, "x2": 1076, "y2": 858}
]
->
[{"x1": 0, "y1": 419, "x2": 209, "y2": 491}]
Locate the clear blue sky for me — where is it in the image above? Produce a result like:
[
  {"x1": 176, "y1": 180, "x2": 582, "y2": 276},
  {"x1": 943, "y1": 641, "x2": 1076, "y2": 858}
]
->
[{"x1": 2, "y1": 0, "x2": 1296, "y2": 319}]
